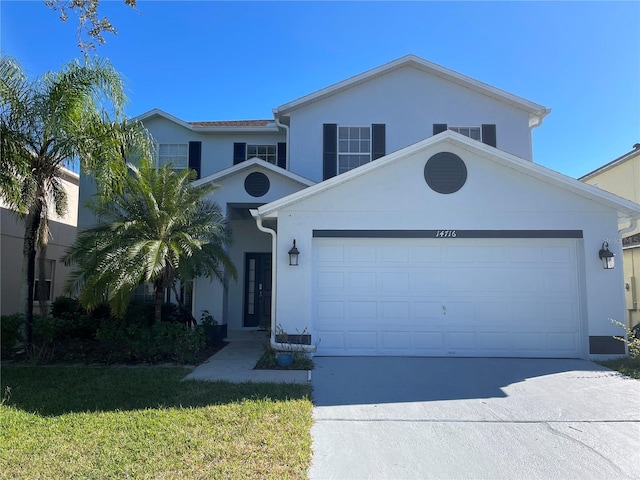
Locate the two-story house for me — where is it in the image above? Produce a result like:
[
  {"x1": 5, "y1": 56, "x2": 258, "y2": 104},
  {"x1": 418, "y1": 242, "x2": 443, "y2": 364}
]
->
[
  {"x1": 79, "y1": 54, "x2": 640, "y2": 359},
  {"x1": 579, "y1": 144, "x2": 640, "y2": 331},
  {"x1": 2, "y1": 167, "x2": 79, "y2": 315}
]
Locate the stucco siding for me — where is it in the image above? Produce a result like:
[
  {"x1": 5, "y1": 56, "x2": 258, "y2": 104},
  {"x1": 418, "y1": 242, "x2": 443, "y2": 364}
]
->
[
  {"x1": 272, "y1": 142, "x2": 626, "y2": 357},
  {"x1": 288, "y1": 65, "x2": 534, "y2": 182},
  {"x1": 580, "y1": 150, "x2": 640, "y2": 328},
  {"x1": 143, "y1": 116, "x2": 285, "y2": 178}
]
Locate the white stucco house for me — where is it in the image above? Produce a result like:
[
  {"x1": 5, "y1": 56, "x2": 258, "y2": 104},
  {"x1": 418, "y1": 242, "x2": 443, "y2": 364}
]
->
[{"x1": 79, "y1": 54, "x2": 640, "y2": 359}]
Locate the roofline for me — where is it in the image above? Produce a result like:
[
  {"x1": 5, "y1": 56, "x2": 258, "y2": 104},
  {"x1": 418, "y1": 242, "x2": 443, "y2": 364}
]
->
[
  {"x1": 134, "y1": 108, "x2": 280, "y2": 133},
  {"x1": 256, "y1": 131, "x2": 640, "y2": 220},
  {"x1": 273, "y1": 54, "x2": 550, "y2": 126},
  {"x1": 578, "y1": 143, "x2": 640, "y2": 181},
  {"x1": 60, "y1": 166, "x2": 79, "y2": 184},
  {"x1": 193, "y1": 157, "x2": 316, "y2": 188}
]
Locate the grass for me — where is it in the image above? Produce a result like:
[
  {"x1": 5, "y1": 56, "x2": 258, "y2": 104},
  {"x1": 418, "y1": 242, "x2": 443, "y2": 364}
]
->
[
  {"x1": 597, "y1": 357, "x2": 640, "y2": 380},
  {"x1": 0, "y1": 365, "x2": 313, "y2": 479}
]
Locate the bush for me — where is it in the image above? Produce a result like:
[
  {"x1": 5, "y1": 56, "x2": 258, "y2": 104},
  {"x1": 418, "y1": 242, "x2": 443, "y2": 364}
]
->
[
  {"x1": 611, "y1": 319, "x2": 640, "y2": 359},
  {"x1": 1, "y1": 314, "x2": 24, "y2": 350},
  {"x1": 50, "y1": 296, "x2": 85, "y2": 318},
  {"x1": 96, "y1": 318, "x2": 206, "y2": 364}
]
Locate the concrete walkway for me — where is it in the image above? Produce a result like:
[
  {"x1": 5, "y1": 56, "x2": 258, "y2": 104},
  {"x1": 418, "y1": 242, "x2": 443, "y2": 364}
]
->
[{"x1": 183, "y1": 329, "x2": 310, "y2": 384}]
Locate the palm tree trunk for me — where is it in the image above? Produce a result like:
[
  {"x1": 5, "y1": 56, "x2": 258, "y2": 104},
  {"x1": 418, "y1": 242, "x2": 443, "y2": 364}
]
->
[
  {"x1": 153, "y1": 280, "x2": 164, "y2": 325},
  {"x1": 20, "y1": 204, "x2": 42, "y2": 348},
  {"x1": 37, "y1": 219, "x2": 50, "y2": 317}
]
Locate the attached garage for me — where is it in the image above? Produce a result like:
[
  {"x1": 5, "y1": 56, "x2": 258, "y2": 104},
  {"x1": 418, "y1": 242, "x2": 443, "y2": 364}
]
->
[
  {"x1": 253, "y1": 132, "x2": 640, "y2": 359},
  {"x1": 313, "y1": 235, "x2": 583, "y2": 358}
]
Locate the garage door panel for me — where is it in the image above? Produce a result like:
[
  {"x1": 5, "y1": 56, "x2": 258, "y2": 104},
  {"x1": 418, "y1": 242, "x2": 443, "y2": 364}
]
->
[
  {"x1": 413, "y1": 331, "x2": 446, "y2": 350},
  {"x1": 348, "y1": 271, "x2": 376, "y2": 290},
  {"x1": 410, "y1": 246, "x2": 442, "y2": 262},
  {"x1": 348, "y1": 331, "x2": 378, "y2": 351},
  {"x1": 381, "y1": 331, "x2": 412, "y2": 350},
  {"x1": 381, "y1": 271, "x2": 409, "y2": 290},
  {"x1": 347, "y1": 245, "x2": 376, "y2": 262},
  {"x1": 317, "y1": 301, "x2": 344, "y2": 323},
  {"x1": 380, "y1": 245, "x2": 409, "y2": 262},
  {"x1": 313, "y1": 238, "x2": 582, "y2": 358},
  {"x1": 443, "y1": 245, "x2": 475, "y2": 262},
  {"x1": 380, "y1": 301, "x2": 410, "y2": 320}
]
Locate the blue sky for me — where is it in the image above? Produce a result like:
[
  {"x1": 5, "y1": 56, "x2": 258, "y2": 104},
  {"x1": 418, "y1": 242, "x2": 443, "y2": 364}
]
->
[{"x1": 1, "y1": 1, "x2": 638, "y2": 178}]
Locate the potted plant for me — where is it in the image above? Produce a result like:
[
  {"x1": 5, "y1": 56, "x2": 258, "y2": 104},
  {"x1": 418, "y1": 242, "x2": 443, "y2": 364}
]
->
[
  {"x1": 200, "y1": 310, "x2": 227, "y2": 345},
  {"x1": 274, "y1": 325, "x2": 314, "y2": 367}
]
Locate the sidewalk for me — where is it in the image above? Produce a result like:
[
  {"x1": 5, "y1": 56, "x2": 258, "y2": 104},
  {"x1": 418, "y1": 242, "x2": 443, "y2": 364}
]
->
[{"x1": 183, "y1": 329, "x2": 311, "y2": 384}]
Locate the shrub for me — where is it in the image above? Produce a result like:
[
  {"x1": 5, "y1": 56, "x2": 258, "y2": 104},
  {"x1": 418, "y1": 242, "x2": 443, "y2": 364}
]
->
[
  {"x1": 50, "y1": 296, "x2": 85, "y2": 318},
  {"x1": 96, "y1": 318, "x2": 206, "y2": 364},
  {"x1": 1, "y1": 314, "x2": 24, "y2": 350},
  {"x1": 611, "y1": 319, "x2": 640, "y2": 359}
]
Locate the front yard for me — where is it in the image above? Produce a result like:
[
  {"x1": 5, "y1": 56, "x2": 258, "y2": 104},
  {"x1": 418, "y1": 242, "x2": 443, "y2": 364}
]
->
[{"x1": 0, "y1": 366, "x2": 313, "y2": 479}]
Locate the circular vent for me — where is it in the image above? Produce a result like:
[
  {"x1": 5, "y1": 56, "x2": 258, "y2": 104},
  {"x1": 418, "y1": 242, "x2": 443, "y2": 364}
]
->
[
  {"x1": 424, "y1": 152, "x2": 467, "y2": 194},
  {"x1": 244, "y1": 172, "x2": 270, "y2": 197}
]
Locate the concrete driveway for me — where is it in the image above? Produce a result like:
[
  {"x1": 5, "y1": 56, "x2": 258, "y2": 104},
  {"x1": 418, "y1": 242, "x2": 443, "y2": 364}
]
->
[{"x1": 309, "y1": 357, "x2": 640, "y2": 480}]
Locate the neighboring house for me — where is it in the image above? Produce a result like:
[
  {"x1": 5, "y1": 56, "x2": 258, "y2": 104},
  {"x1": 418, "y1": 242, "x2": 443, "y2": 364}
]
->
[
  {"x1": 79, "y1": 54, "x2": 640, "y2": 359},
  {"x1": 579, "y1": 144, "x2": 640, "y2": 330},
  {"x1": 1, "y1": 167, "x2": 79, "y2": 315}
]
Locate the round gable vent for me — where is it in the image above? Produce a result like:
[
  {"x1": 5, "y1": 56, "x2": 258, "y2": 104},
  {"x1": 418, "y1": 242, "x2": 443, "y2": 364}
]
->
[
  {"x1": 244, "y1": 172, "x2": 270, "y2": 197},
  {"x1": 424, "y1": 152, "x2": 467, "y2": 194}
]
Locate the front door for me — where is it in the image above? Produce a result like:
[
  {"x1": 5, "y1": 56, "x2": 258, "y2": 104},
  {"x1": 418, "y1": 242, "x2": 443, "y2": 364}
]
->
[{"x1": 243, "y1": 253, "x2": 272, "y2": 328}]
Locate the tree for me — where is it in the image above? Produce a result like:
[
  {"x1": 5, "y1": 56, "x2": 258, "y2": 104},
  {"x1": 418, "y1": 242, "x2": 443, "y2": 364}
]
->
[
  {"x1": 0, "y1": 55, "x2": 152, "y2": 346},
  {"x1": 45, "y1": 0, "x2": 138, "y2": 53},
  {"x1": 63, "y1": 159, "x2": 237, "y2": 324}
]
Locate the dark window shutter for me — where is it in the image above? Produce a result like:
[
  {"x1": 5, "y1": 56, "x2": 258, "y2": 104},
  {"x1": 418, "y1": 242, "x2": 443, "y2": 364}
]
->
[
  {"x1": 188, "y1": 141, "x2": 201, "y2": 179},
  {"x1": 372, "y1": 124, "x2": 386, "y2": 160},
  {"x1": 323, "y1": 124, "x2": 337, "y2": 180},
  {"x1": 433, "y1": 124, "x2": 448, "y2": 135},
  {"x1": 481, "y1": 124, "x2": 497, "y2": 147},
  {"x1": 233, "y1": 143, "x2": 246, "y2": 165},
  {"x1": 277, "y1": 142, "x2": 287, "y2": 169}
]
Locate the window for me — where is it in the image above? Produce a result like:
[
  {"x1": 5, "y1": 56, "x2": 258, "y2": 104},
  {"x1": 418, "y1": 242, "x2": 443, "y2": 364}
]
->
[
  {"x1": 449, "y1": 126, "x2": 481, "y2": 141},
  {"x1": 34, "y1": 259, "x2": 54, "y2": 302},
  {"x1": 338, "y1": 126, "x2": 371, "y2": 174},
  {"x1": 247, "y1": 144, "x2": 277, "y2": 164},
  {"x1": 158, "y1": 143, "x2": 188, "y2": 170},
  {"x1": 132, "y1": 283, "x2": 155, "y2": 303}
]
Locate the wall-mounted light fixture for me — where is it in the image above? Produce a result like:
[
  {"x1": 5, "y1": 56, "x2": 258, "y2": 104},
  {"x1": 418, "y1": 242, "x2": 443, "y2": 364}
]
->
[
  {"x1": 288, "y1": 239, "x2": 300, "y2": 266},
  {"x1": 598, "y1": 241, "x2": 615, "y2": 269}
]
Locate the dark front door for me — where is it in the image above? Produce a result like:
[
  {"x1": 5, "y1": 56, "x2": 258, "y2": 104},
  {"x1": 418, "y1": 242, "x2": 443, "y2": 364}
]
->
[{"x1": 243, "y1": 253, "x2": 272, "y2": 328}]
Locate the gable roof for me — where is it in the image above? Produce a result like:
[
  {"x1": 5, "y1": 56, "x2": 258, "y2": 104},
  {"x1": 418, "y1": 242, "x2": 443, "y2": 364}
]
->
[
  {"x1": 134, "y1": 108, "x2": 280, "y2": 133},
  {"x1": 255, "y1": 130, "x2": 640, "y2": 222},
  {"x1": 193, "y1": 157, "x2": 315, "y2": 188},
  {"x1": 273, "y1": 54, "x2": 551, "y2": 128},
  {"x1": 579, "y1": 143, "x2": 640, "y2": 181}
]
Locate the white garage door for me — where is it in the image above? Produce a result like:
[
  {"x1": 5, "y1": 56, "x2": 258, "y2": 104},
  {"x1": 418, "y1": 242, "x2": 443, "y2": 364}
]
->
[{"x1": 313, "y1": 237, "x2": 583, "y2": 358}]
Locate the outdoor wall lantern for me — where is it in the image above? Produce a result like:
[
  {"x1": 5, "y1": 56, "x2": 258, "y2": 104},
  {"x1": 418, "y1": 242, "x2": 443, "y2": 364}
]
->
[
  {"x1": 288, "y1": 239, "x2": 300, "y2": 266},
  {"x1": 598, "y1": 241, "x2": 615, "y2": 269}
]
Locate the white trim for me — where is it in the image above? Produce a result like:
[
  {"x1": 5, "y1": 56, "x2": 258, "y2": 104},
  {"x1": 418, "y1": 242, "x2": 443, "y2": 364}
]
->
[
  {"x1": 193, "y1": 157, "x2": 316, "y2": 188},
  {"x1": 273, "y1": 54, "x2": 550, "y2": 128},
  {"x1": 256, "y1": 130, "x2": 640, "y2": 222}
]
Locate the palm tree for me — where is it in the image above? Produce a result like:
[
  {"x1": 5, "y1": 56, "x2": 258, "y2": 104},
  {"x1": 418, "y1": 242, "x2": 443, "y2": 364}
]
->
[
  {"x1": 0, "y1": 55, "x2": 153, "y2": 346},
  {"x1": 63, "y1": 159, "x2": 236, "y2": 324}
]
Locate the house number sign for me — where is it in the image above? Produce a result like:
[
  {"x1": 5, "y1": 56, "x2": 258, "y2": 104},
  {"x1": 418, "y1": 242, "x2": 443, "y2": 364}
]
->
[{"x1": 435, "y1": 230, "x2": 457, "y2": 238}]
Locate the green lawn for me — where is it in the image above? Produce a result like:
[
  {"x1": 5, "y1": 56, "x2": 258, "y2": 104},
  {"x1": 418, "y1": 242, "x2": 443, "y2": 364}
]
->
[
  {"x1": 0, "y1": 366, "x2": 313, "y2": 479},
  {"x1": 597, "y1": 357, "x2": 640, "y2": 380}
]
